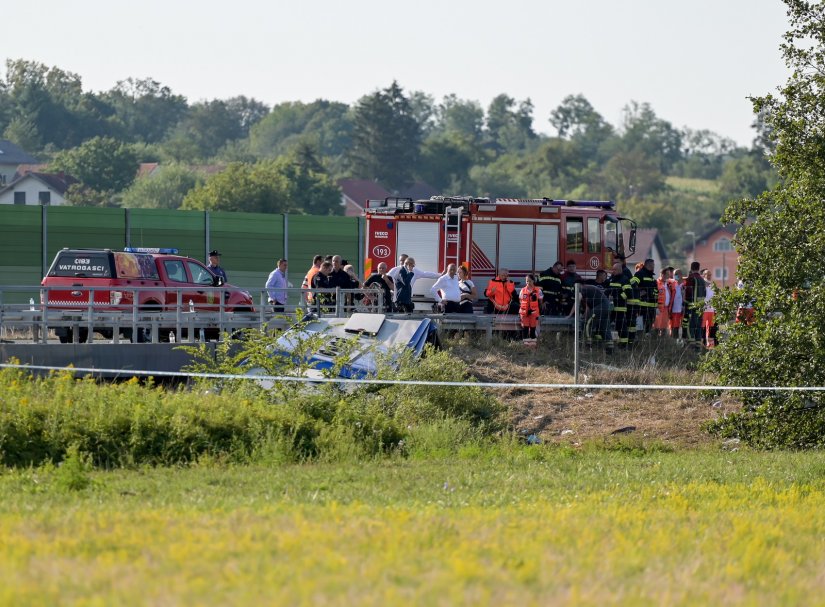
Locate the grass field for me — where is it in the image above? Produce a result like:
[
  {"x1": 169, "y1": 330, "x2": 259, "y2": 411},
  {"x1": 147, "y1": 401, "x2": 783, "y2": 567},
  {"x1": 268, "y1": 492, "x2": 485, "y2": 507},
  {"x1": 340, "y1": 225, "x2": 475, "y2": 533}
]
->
[{"x1": 2, "y1": 449, "x2": 825, "y2": 606}]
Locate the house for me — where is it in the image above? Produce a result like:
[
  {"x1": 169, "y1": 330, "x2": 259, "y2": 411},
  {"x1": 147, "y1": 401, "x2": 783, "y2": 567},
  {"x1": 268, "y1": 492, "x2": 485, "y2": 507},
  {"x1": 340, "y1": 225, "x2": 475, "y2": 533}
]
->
[
  {"x1": 0, "y1": 171, "x2": 78, "y2": 206},
  {"x1": 338, "y1": 179, "x2": 391, "y2": 217},
  {"x1": 0, "y1": 140, "x2": 40, "y2": 186},
  {"x1": 626, "y1": 228, "x2": 668, "y2": 272},
  {"x1": 688, "y1": 225, "x2": 739, "y2": 287}
]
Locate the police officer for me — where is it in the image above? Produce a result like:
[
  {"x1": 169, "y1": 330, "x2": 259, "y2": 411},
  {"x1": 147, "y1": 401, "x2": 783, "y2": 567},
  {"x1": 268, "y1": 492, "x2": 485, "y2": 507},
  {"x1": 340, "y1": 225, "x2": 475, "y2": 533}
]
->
[{"x1": 207, "y1": 250, "x2": 227, "y2": 282}]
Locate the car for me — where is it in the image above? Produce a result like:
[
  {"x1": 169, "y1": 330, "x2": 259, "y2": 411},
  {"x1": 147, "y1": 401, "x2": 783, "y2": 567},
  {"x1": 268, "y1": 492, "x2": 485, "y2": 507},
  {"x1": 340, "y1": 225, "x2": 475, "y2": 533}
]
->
[{"x1": 41, "y1": 247, "x2": 254, "y2": 342}]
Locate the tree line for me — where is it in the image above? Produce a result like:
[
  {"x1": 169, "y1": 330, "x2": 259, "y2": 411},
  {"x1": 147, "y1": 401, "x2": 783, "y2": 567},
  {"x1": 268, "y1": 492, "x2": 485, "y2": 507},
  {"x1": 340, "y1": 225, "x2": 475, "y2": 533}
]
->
[{"x1": 0, "y1": 58, "x2": 776, "y2": 255}]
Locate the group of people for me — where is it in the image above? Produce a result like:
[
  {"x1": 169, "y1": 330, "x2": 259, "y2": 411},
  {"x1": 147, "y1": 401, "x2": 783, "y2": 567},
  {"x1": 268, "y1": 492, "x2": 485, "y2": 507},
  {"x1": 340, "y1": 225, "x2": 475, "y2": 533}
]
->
[{"x1": 262, "y1": 251, "x2": 720, "y2": 351}]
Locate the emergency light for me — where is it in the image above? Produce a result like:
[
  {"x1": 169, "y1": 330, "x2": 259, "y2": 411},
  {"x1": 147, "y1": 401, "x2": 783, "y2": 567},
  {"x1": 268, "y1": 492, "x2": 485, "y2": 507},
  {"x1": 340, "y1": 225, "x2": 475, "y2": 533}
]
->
[{"x1": 124, "y1": 247, "x2": 179, "y2": 254}]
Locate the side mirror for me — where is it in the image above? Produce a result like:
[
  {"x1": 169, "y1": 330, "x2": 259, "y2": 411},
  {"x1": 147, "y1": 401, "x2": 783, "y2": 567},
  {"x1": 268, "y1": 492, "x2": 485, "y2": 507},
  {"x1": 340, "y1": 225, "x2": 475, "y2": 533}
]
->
[{"x1": 213, "y1": 275, "x2": 225, "y2": 286}]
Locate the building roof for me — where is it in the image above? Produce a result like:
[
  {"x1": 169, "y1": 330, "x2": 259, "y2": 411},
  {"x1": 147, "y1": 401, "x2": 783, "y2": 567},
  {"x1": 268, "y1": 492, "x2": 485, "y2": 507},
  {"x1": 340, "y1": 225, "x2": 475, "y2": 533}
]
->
[
  {"x1": 0, "y1": 171, "x2": 78, "y2": 196},
  {"x1": 627, "y1": 228, "x2": 667, "y2": 264},
  {"x1": 137, "y1": 162, "x2": 160, "y2": 178},
  {"x1": 0, "y1": 140, "x2": 40, "y2": 165},
  {"x1": 338, "y1": 179, "x2": 392, "y2": 209}
]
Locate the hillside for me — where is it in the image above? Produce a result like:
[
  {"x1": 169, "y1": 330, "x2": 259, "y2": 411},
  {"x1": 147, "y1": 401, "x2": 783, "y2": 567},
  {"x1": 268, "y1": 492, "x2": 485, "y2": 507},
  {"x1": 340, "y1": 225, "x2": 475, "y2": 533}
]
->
[{"x1": 448, "y1": 334, "x2": 739, "y2": 446}]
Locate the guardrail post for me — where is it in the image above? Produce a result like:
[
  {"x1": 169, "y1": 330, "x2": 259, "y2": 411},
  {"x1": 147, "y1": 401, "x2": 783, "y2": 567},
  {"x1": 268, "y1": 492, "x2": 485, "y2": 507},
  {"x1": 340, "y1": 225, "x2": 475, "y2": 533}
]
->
[
  {"x1": 335, "y1": 288, "x2": 342, "y2": 317},
  {"x1": 131, "y1": 289, "x2": 138, "y2": 343},
  {"x1": 175, "y1": 289, "x2": 182, "y2": 342},
  {"x1": 87, "y1": 289, "x2": 94, "y2": 344}
]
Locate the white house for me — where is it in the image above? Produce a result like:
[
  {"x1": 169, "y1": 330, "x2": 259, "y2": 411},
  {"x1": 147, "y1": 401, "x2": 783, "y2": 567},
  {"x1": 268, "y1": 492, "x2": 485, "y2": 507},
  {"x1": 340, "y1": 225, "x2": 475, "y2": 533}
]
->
[
  {"x1": 0, "y1": 172, "x2": 77, "y2": 206},
  {"x1": 0, "y1": 140, "x2": 40, "y2": 186}
]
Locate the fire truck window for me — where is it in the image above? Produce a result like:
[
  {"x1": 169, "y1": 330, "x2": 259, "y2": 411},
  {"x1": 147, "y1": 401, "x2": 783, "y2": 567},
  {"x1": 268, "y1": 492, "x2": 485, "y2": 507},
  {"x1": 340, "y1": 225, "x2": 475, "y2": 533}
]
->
[
  {"x1": 587, "y1": 218, "x2": 601, "y2": 253},
  {"x1": 566, "y1": 218, "x2": 583, "y2": 253},
  {"x1": 187, "y1": 261, "x2": 214, "y2": 285},
  {"x1": 605, "y1": 223, "x2": 617, "y2": 252},
  {"x1": 164, "y1": 260, "x2": 187, "y2": 283}
]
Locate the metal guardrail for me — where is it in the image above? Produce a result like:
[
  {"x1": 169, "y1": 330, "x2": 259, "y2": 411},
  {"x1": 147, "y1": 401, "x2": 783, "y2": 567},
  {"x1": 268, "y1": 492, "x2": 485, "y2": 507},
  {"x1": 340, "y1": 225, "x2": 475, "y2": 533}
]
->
[{"x1": 0, "y1": 285, "x2": 576, "y2": 344}]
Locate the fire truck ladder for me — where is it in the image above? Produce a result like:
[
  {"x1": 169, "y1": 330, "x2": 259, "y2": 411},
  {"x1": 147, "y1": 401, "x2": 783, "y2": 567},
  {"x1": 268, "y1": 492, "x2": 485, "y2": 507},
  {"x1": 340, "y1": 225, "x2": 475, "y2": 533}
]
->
[{"x1": 443, "y1": 206, "x2": 464, "y2": 270}]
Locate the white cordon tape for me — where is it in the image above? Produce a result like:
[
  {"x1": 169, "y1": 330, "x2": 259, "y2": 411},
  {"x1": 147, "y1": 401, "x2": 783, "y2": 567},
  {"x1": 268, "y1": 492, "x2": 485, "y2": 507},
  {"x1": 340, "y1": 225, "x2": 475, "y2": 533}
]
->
[{"x1": 1, "y1": 362, "x2": 824, "y2": 392}]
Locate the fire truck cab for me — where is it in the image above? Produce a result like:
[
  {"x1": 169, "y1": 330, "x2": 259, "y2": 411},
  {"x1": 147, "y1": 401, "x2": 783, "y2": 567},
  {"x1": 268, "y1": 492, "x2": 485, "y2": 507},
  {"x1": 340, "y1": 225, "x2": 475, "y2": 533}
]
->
[{"x1": 364, "y1": 196, "x2": 636, "y2": 306}]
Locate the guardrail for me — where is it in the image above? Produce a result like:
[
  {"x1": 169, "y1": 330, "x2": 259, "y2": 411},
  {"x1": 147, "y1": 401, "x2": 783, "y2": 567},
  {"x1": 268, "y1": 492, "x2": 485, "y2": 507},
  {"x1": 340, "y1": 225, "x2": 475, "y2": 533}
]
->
[{"x1": 0, "y1": 285, "x2": 576, "y2": 344}]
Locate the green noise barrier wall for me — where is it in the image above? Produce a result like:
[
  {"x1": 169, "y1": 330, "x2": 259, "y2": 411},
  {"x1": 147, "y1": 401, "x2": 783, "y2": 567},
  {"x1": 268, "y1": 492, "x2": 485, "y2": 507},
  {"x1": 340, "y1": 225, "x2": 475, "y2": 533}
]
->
[{"x1": 0, "y1": 206, "x2": 362, "y2": 302}]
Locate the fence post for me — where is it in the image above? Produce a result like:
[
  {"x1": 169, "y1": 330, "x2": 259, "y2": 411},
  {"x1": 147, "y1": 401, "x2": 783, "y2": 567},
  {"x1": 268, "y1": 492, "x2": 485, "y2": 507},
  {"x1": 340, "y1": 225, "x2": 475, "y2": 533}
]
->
[
  {"x1": 41, "y1": 205, "x2": 48, "y2": 278},
  {"x1": 204, "y1": 211, "x2": 211, "y2": 262},
  {"x1": 125, "y1": 208, "x2": 131, "y2": 249},
  {"x1": 573, "y1": 282, "x2": 580, "y2": 385}
]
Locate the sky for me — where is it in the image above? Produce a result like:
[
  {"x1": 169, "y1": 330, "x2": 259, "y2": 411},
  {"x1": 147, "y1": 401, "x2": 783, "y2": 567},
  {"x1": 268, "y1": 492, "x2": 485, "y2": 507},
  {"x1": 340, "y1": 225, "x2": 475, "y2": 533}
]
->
[{"x1": 4, "y1": 0, "x2": 791, "y2": 147}]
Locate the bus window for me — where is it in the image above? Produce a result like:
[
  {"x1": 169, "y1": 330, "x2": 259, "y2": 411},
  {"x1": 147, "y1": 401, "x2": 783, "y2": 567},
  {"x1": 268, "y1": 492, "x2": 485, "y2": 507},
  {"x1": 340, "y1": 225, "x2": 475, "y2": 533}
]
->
[
  {"x1": 587, "y1": 217, "x2": 601, "y2": 253},
  {"x1": 566, "y1": 218, "x2": 583, "y2": 253}
]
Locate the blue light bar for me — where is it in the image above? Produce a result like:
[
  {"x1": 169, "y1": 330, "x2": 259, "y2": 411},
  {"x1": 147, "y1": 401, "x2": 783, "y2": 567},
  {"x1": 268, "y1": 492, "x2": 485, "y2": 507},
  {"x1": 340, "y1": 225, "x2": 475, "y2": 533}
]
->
[{"x1": 124, "y1": 247, "x2": 179, "y2": 254}]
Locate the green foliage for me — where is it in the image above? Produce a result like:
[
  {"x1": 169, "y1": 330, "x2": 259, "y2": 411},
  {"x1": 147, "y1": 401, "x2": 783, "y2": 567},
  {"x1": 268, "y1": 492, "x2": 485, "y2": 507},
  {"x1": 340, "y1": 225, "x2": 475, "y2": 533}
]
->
[
  {"x1": 0, "y1": 328, "x2": 510, "y2": 468},
  {"x1": 120, "y1": 164, "x2": 203, "y2": 209},
  {"x1": 704, "y1": 0, "x2": 825, "y2": 448},
  {"x1": 347, "y1": 81, "x2": 422, "y2": 189},
  {"x1": 54, "y1": 444, "x2": 94, "y2": 491},
  {"x1": 51, "y1": 136, "x2": 139, "y2": 193},
  {"x1": 181, "y1": 156, "x2": 340, "y2": 214}
]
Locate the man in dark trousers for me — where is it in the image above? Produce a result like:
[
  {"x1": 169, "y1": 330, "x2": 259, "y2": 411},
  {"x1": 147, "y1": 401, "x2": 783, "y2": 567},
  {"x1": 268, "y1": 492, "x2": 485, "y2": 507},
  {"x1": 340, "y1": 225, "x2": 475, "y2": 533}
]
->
[
  {"x1": 605, "y1": 261, "x2": 632, "y2": 349},
  {"x1": 684, "y1": 261, "x2": 707, "y2": 346},
  {"x1": 560, "y1": 260, "x2": 581, "y2": 315},
  {"x1": 633, "y1": 258, "x2": 658, "y2": 335},
  {"x1": 570, "y1": 282, "x2": 613, "y2": 352},
  {"x1": 538, "y1": 261, "x2": 563, "y2": 315}
]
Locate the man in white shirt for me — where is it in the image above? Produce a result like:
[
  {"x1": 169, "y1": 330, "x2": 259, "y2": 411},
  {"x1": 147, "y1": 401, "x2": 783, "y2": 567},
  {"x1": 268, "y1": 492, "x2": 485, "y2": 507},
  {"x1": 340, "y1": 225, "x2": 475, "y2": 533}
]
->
[
  {"x1": 430, "y1": 264, "x2": 462, "y2": 312},
  {"x1": 387, "y1": 253, "x2": 409, "y2": 281},
  {"x1": 265, "y1": 258, "x2": 288, "y2": 312}
]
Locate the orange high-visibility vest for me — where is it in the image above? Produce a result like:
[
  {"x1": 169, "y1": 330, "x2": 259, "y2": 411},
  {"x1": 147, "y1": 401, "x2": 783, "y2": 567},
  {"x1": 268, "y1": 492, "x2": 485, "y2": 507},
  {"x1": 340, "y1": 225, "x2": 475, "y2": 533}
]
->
[{"x1": 485, "y1": 278, "x2": 515, "y2": 312}]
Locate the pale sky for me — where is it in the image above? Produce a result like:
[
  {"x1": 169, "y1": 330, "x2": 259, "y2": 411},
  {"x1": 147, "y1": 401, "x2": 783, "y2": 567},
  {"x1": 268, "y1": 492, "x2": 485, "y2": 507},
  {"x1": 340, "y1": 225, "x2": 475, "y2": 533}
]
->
[{"x1": 5, "y1": 0, "x2": 790, "y2": 147}]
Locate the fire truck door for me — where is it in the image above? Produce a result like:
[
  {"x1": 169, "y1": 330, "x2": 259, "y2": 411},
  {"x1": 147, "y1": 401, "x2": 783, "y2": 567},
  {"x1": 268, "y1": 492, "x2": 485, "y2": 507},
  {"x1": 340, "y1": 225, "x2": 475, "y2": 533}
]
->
[{"x1": 397, "y1": 221, "x2": 440, "y2": 297}]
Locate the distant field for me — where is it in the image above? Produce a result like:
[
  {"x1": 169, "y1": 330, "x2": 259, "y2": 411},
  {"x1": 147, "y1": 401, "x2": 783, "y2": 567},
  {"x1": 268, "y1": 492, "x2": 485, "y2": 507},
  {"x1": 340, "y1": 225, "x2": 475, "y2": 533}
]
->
[
  {"x1": 666, "y1": 176, "x2": 720, "y2": 195},
  {"x1": 2, "y1": 451, "x2": 824, "y2": 605}
]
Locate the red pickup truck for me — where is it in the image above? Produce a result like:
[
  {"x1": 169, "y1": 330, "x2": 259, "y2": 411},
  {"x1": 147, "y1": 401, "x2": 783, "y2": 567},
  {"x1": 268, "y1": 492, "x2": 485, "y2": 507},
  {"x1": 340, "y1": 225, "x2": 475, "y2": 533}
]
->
[{"x1": 41, "y1": 247, "x2": 255, "y2": 342}]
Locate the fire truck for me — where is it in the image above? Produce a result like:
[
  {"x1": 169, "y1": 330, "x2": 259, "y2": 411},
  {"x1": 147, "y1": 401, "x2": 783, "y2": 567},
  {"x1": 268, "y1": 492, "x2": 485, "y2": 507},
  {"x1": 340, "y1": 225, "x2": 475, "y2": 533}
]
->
[{"x1": 363, "y1": 196, "x2": 637, "y2": 304}]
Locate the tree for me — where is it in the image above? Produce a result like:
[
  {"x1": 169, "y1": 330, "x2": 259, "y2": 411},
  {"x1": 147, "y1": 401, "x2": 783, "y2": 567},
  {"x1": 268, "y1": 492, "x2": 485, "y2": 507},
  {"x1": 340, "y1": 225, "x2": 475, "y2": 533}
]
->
[
  {"x1": 100, "y1": 77, "x2": 188, "y2": 144},
  {"x1": 51, "y1": 136, "x2": 138, "y2": 194},
  {"x1": 161, "y1": 99, "x2": 257, "y2": 162},
  {"x1": 120, "y1": 164, "x2": 203, "y2": 209},
  {"x1": 181, "y1": 156, "x2": 340, "y2": 215},
  {"x1": 347, "y1": 81, "x2": 421, "y2": 190},
  {"x1": 436, "y1": 94, "x2": 485, "y2": 143},
  {"x1": 704, "y1": 0, "x2": 825, "y2": 448},
  {"x1": 248, "y1": 100, "x2": 352, "y2": 160},
  {"x1": 485, "y1": 94, "x2": 536, "y2": 155},
  {"x1": 618, "y1": 101, "x2": 683, "y2": 173}
]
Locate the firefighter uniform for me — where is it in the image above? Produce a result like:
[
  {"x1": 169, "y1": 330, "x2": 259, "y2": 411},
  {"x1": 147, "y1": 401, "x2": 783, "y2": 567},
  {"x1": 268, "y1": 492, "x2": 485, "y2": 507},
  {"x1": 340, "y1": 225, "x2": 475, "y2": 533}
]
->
[
  {"x1": 537, "y1": 265, "x2": 563, "y2": 315},
  {"x1": 560, "y1": 270, "x2": 580, "y2": 315},
  {"x1": 605, "y1": 271, "x2": 632, "y2": 349},
  {"x1": 634, "y1": 265, "x2": 658, "y2": 334}
]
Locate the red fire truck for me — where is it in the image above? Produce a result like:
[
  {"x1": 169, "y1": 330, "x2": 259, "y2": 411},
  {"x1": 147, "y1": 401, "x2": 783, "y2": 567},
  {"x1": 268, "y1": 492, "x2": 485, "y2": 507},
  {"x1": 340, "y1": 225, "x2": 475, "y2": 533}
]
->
[{"x1": 364, "y1": 196, "x2": 637, "y2": 303}]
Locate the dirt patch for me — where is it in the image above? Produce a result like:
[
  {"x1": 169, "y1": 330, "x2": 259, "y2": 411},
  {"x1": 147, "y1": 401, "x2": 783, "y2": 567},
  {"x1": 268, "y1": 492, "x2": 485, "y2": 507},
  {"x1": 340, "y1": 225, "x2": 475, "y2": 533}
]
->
[{"x1": 447, "y1": 332, "x2": 738, "y2": 447}]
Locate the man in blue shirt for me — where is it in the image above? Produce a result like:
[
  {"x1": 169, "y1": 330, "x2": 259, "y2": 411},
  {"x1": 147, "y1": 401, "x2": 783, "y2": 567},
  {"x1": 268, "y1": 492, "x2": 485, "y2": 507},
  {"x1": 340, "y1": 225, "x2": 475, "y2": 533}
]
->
[
  {"x1": 207, "y1": 250, "x2": 228, "y2": 283},
  {"x1": 265, "y1": 258, "x2": 289, "y2": 312}
]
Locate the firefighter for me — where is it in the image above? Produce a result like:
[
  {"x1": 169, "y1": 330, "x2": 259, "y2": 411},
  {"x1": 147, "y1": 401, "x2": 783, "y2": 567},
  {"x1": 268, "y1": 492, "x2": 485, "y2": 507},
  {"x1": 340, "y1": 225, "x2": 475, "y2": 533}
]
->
[
  {"x1": 560, "y1": 260, "x2": 581, "y2": 315},
  {"x1": 627, "y1": 262, "x2": 643, "y2": 345},
  {"x1": 634, "y1": 258, "x2": 658, "y2": 335},
  {"x1": 605, "y1": 262, "x2": 632, "y2": 349},
  {"x1": 518, "y1": 274, "x2": 543, "y2": 345},
  {"x1": 684, "y1": 261, "x2": 707, "y2": 345},
  {"x1": 538, "y1": 261, "x2": 563, "y2": 316},
  {"x1": 484, "y1": 268, "x2": 517, "y2": 314},
  {"x1": 302, "y1": 254, "x2": 324, "y2": 305}
]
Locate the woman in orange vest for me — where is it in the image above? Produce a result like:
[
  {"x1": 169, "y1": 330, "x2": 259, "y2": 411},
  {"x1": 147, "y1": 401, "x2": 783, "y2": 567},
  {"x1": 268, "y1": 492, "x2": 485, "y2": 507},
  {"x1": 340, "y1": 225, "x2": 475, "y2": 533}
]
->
[{"x1": 519, "y1": 274, "x2": 543, "y2": 345}]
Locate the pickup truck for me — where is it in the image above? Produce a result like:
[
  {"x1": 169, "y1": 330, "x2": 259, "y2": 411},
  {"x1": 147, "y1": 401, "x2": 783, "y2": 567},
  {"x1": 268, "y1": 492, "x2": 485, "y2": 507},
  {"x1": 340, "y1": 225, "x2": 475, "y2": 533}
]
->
[{"x1": 41, "y1": 247, "x2": 255, "y2": 342}]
